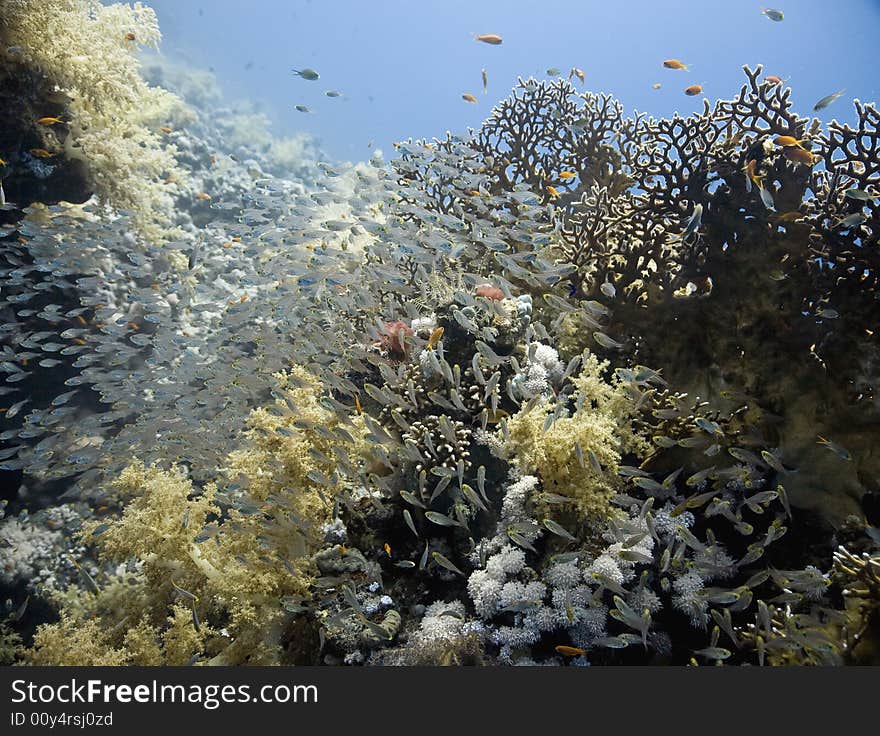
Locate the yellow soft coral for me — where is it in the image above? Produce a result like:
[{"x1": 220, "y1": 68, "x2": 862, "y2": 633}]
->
[
  {"x1": 26, "y1": 365, "x2": 365, "y2": 665},
  {"x1": 504, "y1": 351, "x2": 649, "y2": 523},
  {"x1": 1, "y1": 0, "x2": 189, "y2": 241}
]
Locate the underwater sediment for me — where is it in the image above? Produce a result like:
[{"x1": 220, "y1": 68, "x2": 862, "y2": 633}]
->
[{"x1": 1, "y1": 1, "x2": 879, "y2": 666}]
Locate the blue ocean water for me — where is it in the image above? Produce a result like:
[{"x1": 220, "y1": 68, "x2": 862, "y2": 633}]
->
[{"x1": 148, "y1": 0, "x2": 880, "y2": 162}]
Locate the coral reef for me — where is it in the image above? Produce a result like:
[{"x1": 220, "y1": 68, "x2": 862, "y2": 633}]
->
[{"x1": 2, "y1": 13, "x2": 878, "y2": 667}]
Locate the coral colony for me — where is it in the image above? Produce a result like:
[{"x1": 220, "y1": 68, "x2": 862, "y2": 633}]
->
[{"x1": 0, "y1": 1, "x2": 879, "y2": 666}]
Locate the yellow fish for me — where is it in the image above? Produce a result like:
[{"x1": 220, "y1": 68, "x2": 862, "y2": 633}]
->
[
  {"x1": 555, "y1": 645, "x2": 587, "y2": 657},
  {"x1": 36, "y1": 116, "x2": 65, "y2": 125},
  {"x1": 427, "y1": 326, "x2": 445, "y2": 349},
  {"x1": 558, "y1": 171, "x2": 577, "y2": 180}
]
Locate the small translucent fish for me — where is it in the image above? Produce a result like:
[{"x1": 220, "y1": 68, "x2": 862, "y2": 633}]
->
[
  {"x1": 555, "y1": 645, "x2": 587, "y2": 657},
  {"x1": 292, "y1": 67, "x2": 320, "y2": 80},
  {"x1": 400, "y1": 490, "x2": 426, "y2": 508},
  {"x1": 652, "y1": 82, "x2": 662, "y2": 89},
  {"x1": 568, "y1": 67, "x2": 585, "y2": 85},
  {"x1": 813, "y1": 89, "x2": 845, "y2": 111},
  {"x1": 324, "y1": 89, "x2": 342, "y2": 97},
  {"x1": 542, "y1": 518, "x2": 577, "y2": 542},
  {"x1": 694, "y1": 646, "x2": 732, "y2": 660},
  {"x1": 816, "y1": 435, "x2": 851, "y2": 460},
  {"x1": 403, "y1": 509, "x2": 419, "y2": 538},
  {"x1": 672, "y1": 489, "x2": 718, "y2": 517},
  {"x1": 653, "y1": 435, "x2": 677, "y2": 448},
  {"x1": 425, "y1": 511, "x2": 462, "y2": 527},
  {"x1": 541, "y1": 492, "x2": 572, "y2": 505},
  {"x1": 834, "y1": 212, "x2": 867, "y2": 229},
  {"x1": 684, "y1": 84, "x2": 703, "y2": 96},
  {"x1": 395, "y1": 560, "x2": 416, "y2": 569},
  {"x1": 600, "y1": 282, "x2": 616, "y2": 298},
  {"x1": 695, "y1": 417, "x2": 723, "y2": 436},
  {"x1": 462, "y1": 93, "x2": 478, "y2": 103},
  {"x1": 546, "y1": 67, "x2": 562, "y2": 76},
  {"x1": 36, "y1": 116, "x2": 65, "y2": 125},
  {"x1": 431, "y1": 551, "x2": 464, "y2": 575},
  {"x1": 482, "y1": 68, "x2": 488, "y2": 93},
  {"x1": 543, "y1": 292, "x2": 577, "y2": 312},
  {"x1": 610, "y1": 595, "x2": 651, "y2": 644},
  {"x1": 759, "y1": 185, "x2": 776, "y2": 212},
  {"x1": 633, "y1": 476, "x2": 665, "y2": 494},
  {"x1": 761, "y1": 8, "x2": 784, "y2": 21},
  {"x1": 618, "y1": 549, "x2": 654, "y2": 564},
  {"x1": 461, "y1": 483, "x2": 488, "y2": 512},
  {"x1": 71, "y1": 558, "x2": 100, "y2": 595},
  {"x1": 593, "y1": 331, "x2": 623, "y2": 350},
  {"x1": 473, "y1": 33, "x2": 503, "y2": 45},
  {"x1": 844, "y1": 188, "x2": 879, "y2": 202},
  {"x1": 295, "y1": 104, "x2": 313, "y2": 113},
  {"x1": 586, "y1": 449, "x2": 603, "y2": 475},
  {"x1": 507, "y1": 528, "x2": 537, "y2": 553},
  {"x1": 663, "y1": 59, "x2": 690, "y2": 70},
  {"x1": 594, "y1": 636, "x2": 630, "y2": 649}
]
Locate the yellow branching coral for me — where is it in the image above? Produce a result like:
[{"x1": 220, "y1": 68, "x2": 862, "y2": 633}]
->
[
  {"x1": 1, "y1": 0, "x2": 189, "y2": 240},
  {"x1": 26, "y1": 366, "x2": 365, "y2": 665},
  {"x1": 504, "y1": 351, "x2": 650, "y2": 523}
]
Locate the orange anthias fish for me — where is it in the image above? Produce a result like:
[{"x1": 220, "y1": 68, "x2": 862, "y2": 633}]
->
[
  {"x1": 462, "y1": 93, "x2": 478, "y2": 104},
  {"x1": 29, "y1": 148, "x2": 55, "y2": 158},
  {"x1": 783, "y1": 147, "x2": 819, "y2": 166},
  {"x1": 743, "y1": 159, "x2": 764, "y2": 190},
  {"x1": 764, "y1": 75, "x2": 785, "y2": 85},
  {"x1": 555, "y1": 645, "x2": 587, "y2": 657},
  {"x1": 774, "y1": 135, "x2": 809, "y2": 151},
  {"x1": 36, "y1": 116, "x2": 65, "y2": 125},
  {"x1": 663, "y1": 59, "x2": 689, "y2": 70},
  {"x1": 474, "y1": 33, "x2": 503, "y2": 45},
  {"x1": 195, "y1": 192, "x2": 212, "y2": 200},
  {"x1": 546, "y1": 185, "x2": 561, "y2": 199},
  {"x1": 160, "y1": 126, "x2": 173, "y2": 134},
  {"x1": 427, "y1": 326, "x2": 445, "y2": 349},
  {"x1": 684, "y1": 84, "x2": 703, "y2": 96},
  {"x1": 559, "y1": 171, "x2": 577, "y2": 180}
]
